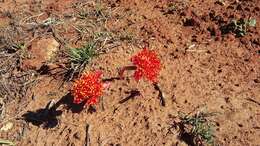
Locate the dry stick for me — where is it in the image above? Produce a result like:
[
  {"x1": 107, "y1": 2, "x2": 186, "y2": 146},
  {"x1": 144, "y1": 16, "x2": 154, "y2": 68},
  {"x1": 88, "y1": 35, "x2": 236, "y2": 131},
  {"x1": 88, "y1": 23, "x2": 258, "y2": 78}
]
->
[
  {"x1": 246, "y1": 97, "x2": 260, "y2": 106},
  {"x1": 119, "y1": 90, "x2": 141, "y2": 104},
  {"x1": 153, "y1": 83, "x2": 166, "y2": 106},
  {"x1": 100, "y1": 96, "x2": 105, "y2": 111},
  {"x1": 102, "y1": 77, "x2": 120, "y2": 82},
  {"x1": 85, "y1": 124, "x2": 91, "y2": 146}
]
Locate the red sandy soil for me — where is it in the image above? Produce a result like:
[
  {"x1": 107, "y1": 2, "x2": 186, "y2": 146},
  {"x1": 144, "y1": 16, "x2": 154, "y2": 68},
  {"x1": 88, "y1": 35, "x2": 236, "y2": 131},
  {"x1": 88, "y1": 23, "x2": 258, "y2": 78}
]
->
[{"x1": 0, "y1": 0, "x2": 259, "y2": 146}]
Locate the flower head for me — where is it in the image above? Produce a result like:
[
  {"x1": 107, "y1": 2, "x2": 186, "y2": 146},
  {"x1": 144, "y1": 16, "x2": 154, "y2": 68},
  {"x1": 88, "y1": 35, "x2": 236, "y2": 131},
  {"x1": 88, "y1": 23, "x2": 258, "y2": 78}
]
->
[
  {"x1": 71, "y1": 71, "x2": 103, "y2": 106},
  {"x1": 131, "y1": 48, "x2": 161, "y2": 82}
]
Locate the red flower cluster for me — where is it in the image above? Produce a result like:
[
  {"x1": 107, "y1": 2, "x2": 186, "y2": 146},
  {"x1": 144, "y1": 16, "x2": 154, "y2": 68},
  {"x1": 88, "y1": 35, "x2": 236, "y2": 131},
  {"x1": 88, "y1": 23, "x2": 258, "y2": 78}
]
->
[
  {"x1": 131, "y1": 48, "x2": 161, "y2": 82},
  {"x1": 71, "y1": 71, "x2": 103, "y2": 106}
]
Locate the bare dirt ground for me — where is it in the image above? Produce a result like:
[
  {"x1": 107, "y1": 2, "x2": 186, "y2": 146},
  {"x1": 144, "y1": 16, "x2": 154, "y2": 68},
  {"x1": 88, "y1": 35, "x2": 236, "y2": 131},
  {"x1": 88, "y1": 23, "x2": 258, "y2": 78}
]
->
[{"x1": 0, "y1": 0, "x2": 259, "y2": 146}]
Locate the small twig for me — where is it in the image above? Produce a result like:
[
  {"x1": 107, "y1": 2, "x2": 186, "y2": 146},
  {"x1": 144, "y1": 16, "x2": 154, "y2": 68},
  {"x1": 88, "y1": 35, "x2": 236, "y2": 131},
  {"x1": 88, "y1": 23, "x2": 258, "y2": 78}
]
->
[
  {"x1": 20, "y1": 12, "x2": 45, "y2": 24},
  {"x1": 253, "y1": 126, "x2": 260, "y2": 129},
  {"x1": 119, "y1": 90, "x2": 141, "y2": 104},
  {"x1": 153, "y1": 83, "x2": 166, "y2": 106},
  {"x1": 102, "y1": 77, "x2": 120, "y2": 82},
  {"x1": 44, "y1": 100, "x2": 56, "y2": 116},
  {"x1": 100, "y1": 96, "x2": 105, "y2": 111},
  {"x1": 18, "y1": 122, "x2": 27, "y2": 140},
  {"x1": 50, "y1": 26, "x2": 66, "y2": 46},
  {"x1": 85, "y1": 124, "x2": 91, "y2": 146},
  {"x1": 246, "y1": 97, "x2": 260, "y2": 106}
]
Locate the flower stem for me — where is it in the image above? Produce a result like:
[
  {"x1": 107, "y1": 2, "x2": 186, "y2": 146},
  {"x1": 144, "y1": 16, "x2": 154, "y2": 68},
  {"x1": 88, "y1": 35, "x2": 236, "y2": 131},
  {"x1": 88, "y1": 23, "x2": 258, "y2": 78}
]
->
[
  {"x1": 118, "y1": 65, "x2": 137, "y2": 79},
  {"x1": 153, "y1": 83, "x2": 166, "y2": 106},
  {"x1": 85, "y1": 124, "x2": 91, "y2": 146}
]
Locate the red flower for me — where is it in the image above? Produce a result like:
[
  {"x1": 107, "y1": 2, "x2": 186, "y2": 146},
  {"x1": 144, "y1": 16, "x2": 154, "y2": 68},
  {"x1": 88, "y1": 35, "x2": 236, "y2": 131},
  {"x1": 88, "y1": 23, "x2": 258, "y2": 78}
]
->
[
  {"x1": 131, "y1": 48, "x2": 161, "y2": 82},
  {"x1": 71, "y1": 71, "x2": 103, "y2": 106}
]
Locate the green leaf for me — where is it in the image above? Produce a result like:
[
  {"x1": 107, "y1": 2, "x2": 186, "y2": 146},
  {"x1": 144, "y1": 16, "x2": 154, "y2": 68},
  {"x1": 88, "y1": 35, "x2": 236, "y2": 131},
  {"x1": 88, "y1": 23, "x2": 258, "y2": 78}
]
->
[
  {"x1": 69, "y1": 43, "x2": 96, "y2": 64},
  {"x1": 0, "y1": 139, "x2": 15, "y2": 146},
  {"x1": 248, "y1": 19, "x2": 256, "y2": 27}
]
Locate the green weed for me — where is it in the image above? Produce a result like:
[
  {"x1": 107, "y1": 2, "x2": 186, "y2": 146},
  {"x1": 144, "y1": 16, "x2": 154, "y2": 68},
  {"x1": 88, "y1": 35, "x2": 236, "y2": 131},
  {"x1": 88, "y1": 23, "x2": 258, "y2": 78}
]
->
[
  {"x1": 167, "y1": 3, "x2": 177, "y2": 12},
  {"x1": 173, "y1": 111, "x2": 217, "y2": 146},
  {"x1": 221, "y1": 18, "x2": 256, "y2": 37},
  {"x1": 64, "y1": 42, "x2": 97, "y2": 81},
  {"x1": 69, "y1": 43, "x2": 96, "y2": 65}
]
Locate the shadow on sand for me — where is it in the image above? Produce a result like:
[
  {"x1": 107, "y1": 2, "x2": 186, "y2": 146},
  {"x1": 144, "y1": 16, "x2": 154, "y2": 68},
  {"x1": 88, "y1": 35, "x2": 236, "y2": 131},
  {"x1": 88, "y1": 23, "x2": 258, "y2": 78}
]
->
[{"x1": 22, "y1": 93, "x2": 87, "y2": 128}]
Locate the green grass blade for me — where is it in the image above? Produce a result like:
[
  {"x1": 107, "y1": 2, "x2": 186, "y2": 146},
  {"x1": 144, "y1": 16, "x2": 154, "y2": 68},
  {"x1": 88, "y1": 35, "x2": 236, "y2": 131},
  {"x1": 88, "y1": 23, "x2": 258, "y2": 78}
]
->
[{"x1": 0, "y1": 139, "x2": 15, "y2": 146}]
